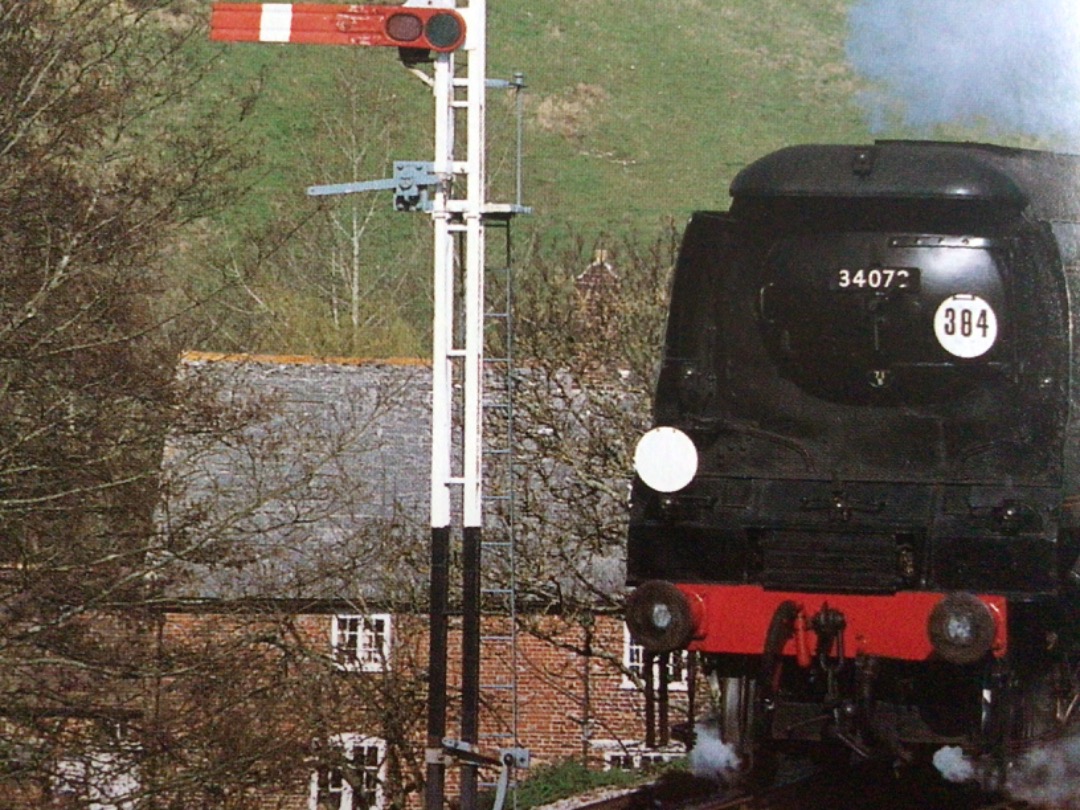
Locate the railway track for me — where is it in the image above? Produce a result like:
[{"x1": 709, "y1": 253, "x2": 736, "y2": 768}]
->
[{"x1": 554, "y1": 763, "x2": 1033, "y2": 810}]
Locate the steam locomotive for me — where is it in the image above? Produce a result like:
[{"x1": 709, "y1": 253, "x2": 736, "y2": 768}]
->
[{"x1": 625, "y1": 141, "x2": 1080, "y2": 778}]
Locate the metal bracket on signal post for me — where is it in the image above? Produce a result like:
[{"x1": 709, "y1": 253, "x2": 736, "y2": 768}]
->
[
  {"x1": 492, "y1": 748, "x2": 530, "y2": 810},
  {"x1": 440, "y1": 740, "x2": 530, "y2": 810},
  {"x1": 307, "y1": 160, "x2": 438, "y2": 211}
]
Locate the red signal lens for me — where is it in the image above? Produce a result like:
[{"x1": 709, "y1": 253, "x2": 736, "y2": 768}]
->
[{"x1": 385, "y1": 12, "x2": 423, "y2": 43}]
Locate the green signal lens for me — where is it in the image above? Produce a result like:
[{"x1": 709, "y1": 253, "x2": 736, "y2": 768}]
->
[{"x1": 425, "y1": 13, "x2": 463, "y2": 49}]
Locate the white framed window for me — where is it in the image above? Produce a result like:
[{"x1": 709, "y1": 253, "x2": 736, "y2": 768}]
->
[
  {"x1": 310, "y1": 734, "x2": 386, "y2": 810},
  {"x1": 54, "y1": 750, "x2": 139, "y2": 810},
  {"x1": 592, "y1": 740, "x2": 685, "y2": 772},
  {"x1": 621, "y1": 627, "x2": 689, "y2": 691},
  {"x1": 332, "y1": 614, "x2": 392, "y2": 672}
]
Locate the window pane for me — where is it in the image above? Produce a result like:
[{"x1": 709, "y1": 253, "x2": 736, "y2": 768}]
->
[
  {"x1": 333, "y1": 615, "x2": 391, "y2": 671},
  {"x1": 313, "y1": 736, "x2": 385, "y2": 810}
]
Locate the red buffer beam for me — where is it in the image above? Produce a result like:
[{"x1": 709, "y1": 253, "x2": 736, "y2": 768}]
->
[{"x1": 210, "y1": 3, "x2": 467, "y2": 51}]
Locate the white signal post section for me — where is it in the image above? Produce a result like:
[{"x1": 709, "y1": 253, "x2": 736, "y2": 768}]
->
[
  {"x1": 463, "y1": 0, "x2": 486, "y2": 532},
  {"x1": 430, "y1": 0, "x2": 486, "y2": 532},
  {"x1": 211, "y1": 1, "x2": 485, "y2": 529},
  {"x1": 430, "y1": 49, "x2": 452, "y2": 530}
]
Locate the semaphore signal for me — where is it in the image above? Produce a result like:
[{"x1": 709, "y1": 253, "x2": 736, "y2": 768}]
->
[
  {"x1": 210, "y1": 3, "x2": 466, "y2": 51},
  {"x1": 207, "y1": 4, "x2": 527, "y2": 810}
]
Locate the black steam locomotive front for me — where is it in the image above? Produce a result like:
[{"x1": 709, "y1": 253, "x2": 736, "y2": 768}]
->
[{"x1": 626, "y1": 142, "x2": 1080, "y2": 771}]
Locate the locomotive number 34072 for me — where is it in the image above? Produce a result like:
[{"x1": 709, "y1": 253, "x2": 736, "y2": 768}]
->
[{"x1": 832, "y1": 267, "x2": 917, "y2": 290}]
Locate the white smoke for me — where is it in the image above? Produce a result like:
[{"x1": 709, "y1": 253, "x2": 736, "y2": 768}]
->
[
  {"x1": 1008, "y1": 735, "x2": 1080, "y2": 807},
  {"x1": 846, "y1": 0, "x2": 1080, "y2": 147},
  {"x1": 934, "y1": 738, "x2": 1080, "y2": 807},
  {"x1": 688, "y1": 722, "x2": 741, "y2": 783},
  {"x1": 932, "y1": 745, "x2": 976, "y2": 784}
]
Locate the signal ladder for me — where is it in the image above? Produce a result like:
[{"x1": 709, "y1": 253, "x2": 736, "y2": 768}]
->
[
  {"x1": 478, "y1": 220, "x2": 521, "y2": 794},
  {"x1": 438, "y1": 212, "x2": 524, "y2": 799}
]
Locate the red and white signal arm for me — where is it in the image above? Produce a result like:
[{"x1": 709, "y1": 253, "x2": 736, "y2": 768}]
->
[{"x1": 210, "y1": 3, "x2": 467, "y2": 51}]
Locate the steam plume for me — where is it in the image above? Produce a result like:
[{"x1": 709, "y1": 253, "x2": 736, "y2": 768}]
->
[
  {"x1": 932, "y1": 745, "x2": 976, "y2": 784},
  {"x1": 846, "y1": 0, "x2": 1080, "y2": 146},
  {"x1": 1008, "y1": 735, "x2": 1080, "y2": 807},
  {"x1": 688, "y1": 722, "x2": 741, "y2": 783},
  {"x1": 934, "y1": 740, "x2": 1080, "y2": 807}
]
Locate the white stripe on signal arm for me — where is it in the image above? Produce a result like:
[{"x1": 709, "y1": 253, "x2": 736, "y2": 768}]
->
[{"x1": 260, "y1": 3, "x2": 293, "y2": 42}]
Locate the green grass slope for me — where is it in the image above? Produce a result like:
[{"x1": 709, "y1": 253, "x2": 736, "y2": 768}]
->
[
  {"x1": 491, "y1": 0, "x2": 866, "y2": 231},
  {"x1": 209, "y1": 0, "x2": 869, "y2": 236},
  {"x1": 190, "y1": 0, "x2": 1049, "y2": 355}
]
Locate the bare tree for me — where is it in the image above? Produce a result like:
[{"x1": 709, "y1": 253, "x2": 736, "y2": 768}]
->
[
  {"x1": 0, "y1": 2, "x2": 319, "y2": 805},
  {"x1": 479, "y1": 227, "x2": 685, "y2": 764},
  {"x1": 510, "y1": 227, "x2": 677, "y2": 616},
  {"x1": 148, "y1": 355, "x2": 437, "y2": 810},
  {"x1": 248, "y1": 56, "x2": 433, "y2": 358}
]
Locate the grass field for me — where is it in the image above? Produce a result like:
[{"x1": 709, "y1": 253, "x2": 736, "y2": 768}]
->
[
  {"x1": 490, "y1": 0, "x2": 869, "y2": 231},
  {"x1": 189, "y1": 0, "x2": 1048, "y2": 355},
  {"x1": 207, "y1": 0, "x2": 870, "y2": 236}
]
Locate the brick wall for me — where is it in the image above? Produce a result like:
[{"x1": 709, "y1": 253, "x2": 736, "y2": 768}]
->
[
  {"x1": 0, "y1": 607, "x2": 688, "y2": 809},
  {"x1": 152, "y1": 608, "x2": 690, "y2": 809}
]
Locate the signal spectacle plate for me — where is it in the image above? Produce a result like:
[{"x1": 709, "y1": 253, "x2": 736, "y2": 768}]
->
[{"x1": 634, "y1": 426, "x2": 698, "y2": 493}]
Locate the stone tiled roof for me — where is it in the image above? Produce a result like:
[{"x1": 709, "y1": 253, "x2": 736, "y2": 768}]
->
[
  {"x1": 158, "y1": 352, "x2": 637, "y2": 610},
  {"x1": 159, "y1": 352, "x2": 433, "y2": 606}
]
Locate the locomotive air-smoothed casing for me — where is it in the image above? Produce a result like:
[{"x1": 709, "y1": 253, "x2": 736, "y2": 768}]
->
[
  {"x1": 629, "y1": 143, "x2": 1080, "y2": 605},
  {"x1": 625, "y1": 141, "x2": 1080, "y2": 764}
]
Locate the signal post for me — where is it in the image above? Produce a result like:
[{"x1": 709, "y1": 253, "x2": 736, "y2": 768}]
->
[{"x1": 210, "y1": 4, "x2": 527, "y2": 810}]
